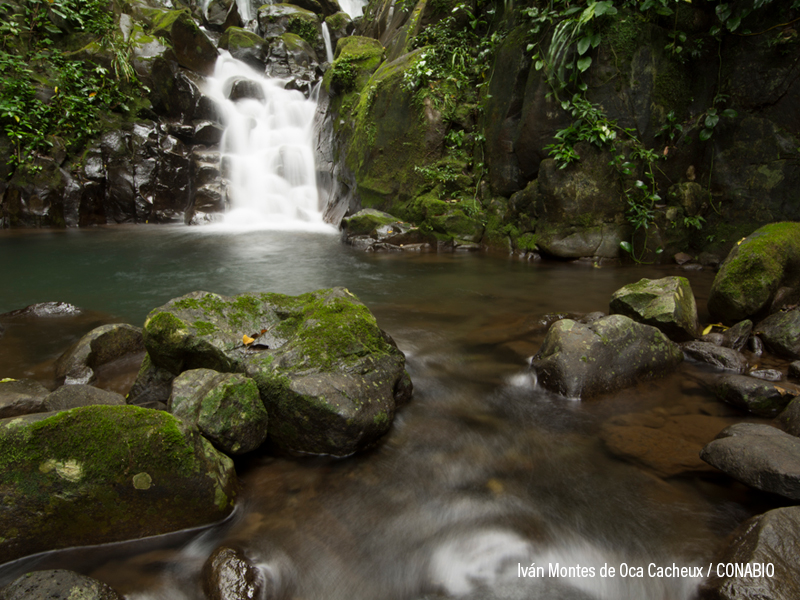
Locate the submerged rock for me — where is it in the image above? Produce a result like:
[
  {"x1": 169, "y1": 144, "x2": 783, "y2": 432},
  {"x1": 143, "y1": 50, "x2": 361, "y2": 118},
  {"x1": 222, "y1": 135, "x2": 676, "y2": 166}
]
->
[
  {"x1": 0, "y1": 405, "x2": 236, "y2": 563},
  {"x1": 54, "y1": 323, "x2": 145, "y2": 385},
  {"x1": 700, "y1": 423, "x2": 800, "y2": 500},
  {"x1": 700, "y1": 507, "x2": 800, "y2": 600},
  {"x1": 0, "y1": 570, "x2": 121, "y2": 600},
  {"x1": 708, "y1": 222, "x2": 800, "y2": 323},
  {"x1": 531, "y1": 315, "x2": 683, "y2": 399},
  {"x1": 609, "y1": 276, "x2": 699, "y2": 342},
  {"x1": 142, "y1": 288, "x2": 411, "y2": 456},
  {"x1": 170, "y1": 369, "x2": 268, "y2": 455}
]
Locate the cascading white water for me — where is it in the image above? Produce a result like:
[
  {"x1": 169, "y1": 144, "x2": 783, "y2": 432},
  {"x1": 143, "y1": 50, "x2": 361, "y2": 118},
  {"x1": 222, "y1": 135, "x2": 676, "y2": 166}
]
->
[
  {"x1": 321, "y1": 22, "x2": 334, "y2": 64},
  {"x1": 338, "y1": 0, "x2": 366, "y2": 18},
  {"x1": 203, "y1": 53, "x2": 333, "y2": 232}
]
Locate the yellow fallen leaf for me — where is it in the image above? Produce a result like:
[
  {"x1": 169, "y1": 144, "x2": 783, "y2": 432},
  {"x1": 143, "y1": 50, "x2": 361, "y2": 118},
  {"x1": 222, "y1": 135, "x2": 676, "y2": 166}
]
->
[
  {"x1": 702, "y1": 324, "x2": 714, "y2": 335},
  {"x1": 242, "y1": 334, "x2": 255, "y2": 345}
]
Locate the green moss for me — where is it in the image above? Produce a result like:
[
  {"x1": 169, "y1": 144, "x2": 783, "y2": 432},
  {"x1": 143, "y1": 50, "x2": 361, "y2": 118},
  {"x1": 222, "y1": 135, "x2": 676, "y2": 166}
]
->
[
  {"x1": 193, "y1": 321, "x2": 216, "y2": 336},
  {"x1": 261, "y1": 289, "x2": 390, "y2": 370},
  {"x1": 287, "y1": 16, "x2": 318, "y2": 47},
  {"x1": 218, "y1": 27, "x2": 267, "y2": 50},
  {"x1": 344, "y1": 209, "x2": 397, "y2": 235},
  {"x1": 653, "y1": 60, "x2": 691, "y2": 117},
  {"x1": 514, "y1": 232, "x2": 538, "y2": 252},
  {"x1": 325, "y1": 12, "x2": 350, "y2": 31},
  {"x1": 145, "y1": 311, "x2": 188, "y2": 336}
]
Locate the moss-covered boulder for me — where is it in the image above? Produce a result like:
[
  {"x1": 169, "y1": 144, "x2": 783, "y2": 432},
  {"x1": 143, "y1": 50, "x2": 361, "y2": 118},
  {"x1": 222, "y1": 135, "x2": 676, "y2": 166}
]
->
[
  {"x1": 149, "y1": 9, "x2": 219, "y2": 75},
  {"x1": 0, "y1": 405, "x2": 236, "y2": 563},
  {"x1": 531, "y1": 315, "x2": 683, "y2": 399},
  {"x1": 142, "y1": 288, "x2": 411, "y2": 456},
  {"x1": 218, "y1": 27, "x2": 271, "y2": 70},
  {"x1": 610, "y1": 277, "x2": 699, "y2": 342},
  {"x1": 708, "y1": 222, "x2": 800, "y2": 323},
  {"x1": 170, "y1": 369, "x2": 268, "y2": 455}
]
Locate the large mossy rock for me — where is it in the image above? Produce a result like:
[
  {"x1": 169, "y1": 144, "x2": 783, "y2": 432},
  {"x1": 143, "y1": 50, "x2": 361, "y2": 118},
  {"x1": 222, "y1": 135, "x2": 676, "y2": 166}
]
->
[
  {"x1": 701, "y1": 506, "x2": 800, "y2": 600},
  {"x1": 0, "y1": 405, "x2": 236, "y2": 563},
  {"x1": 708, "y1": 222, "x2": 800, "y2": 323},
  {"x1": 170, "y1": 369, "x2": 268, "y2": 455},
  {"x1": 218, "y1": 27, "x2": 271, "y2": 71},
  {"x1": 610, "y1": 276, "x2": 698, "y2": 341},
  {"x1": 531, "y1": 315, "x2": 683, "y2": 399},
  {"x1": 142, "y1": 288, "x2": 411, "y2": 456},
  {"x1": 700, "y1": 423, "x2": 800, "y2": 501},
  {"x1": 149, "y1": 9, "x2": 219, "y2": 75}
]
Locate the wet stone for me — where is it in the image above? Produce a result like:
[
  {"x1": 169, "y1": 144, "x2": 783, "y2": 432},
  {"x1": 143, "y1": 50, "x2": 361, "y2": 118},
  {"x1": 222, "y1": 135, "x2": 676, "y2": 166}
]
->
[
  {"x1": 0, "y1": 379, "x2": 50, "y2": 419},
  {"x1": 681, "y1": 341, "x2": 748, "y2": 374},
  {"x1": 202, "y1": 546, "x2": 263, "y2": 600},
  {"x1": 0, "y1": 569, "x2": 121, "y2": 600},
  {"x1": 721, "y1": 319, "x2": 752, "y2": 351},
  {"x1": 712, "y1": 374, "x2": 798, "y2": 417}
]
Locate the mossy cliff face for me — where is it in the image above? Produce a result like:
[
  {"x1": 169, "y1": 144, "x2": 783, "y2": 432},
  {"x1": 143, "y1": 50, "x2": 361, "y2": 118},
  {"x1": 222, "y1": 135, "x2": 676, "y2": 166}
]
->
[
  {"x1": 141, "y1": 288, "x2": 411, "y2": 456},
  {"x1": 708, "y1": 222, "x2": 800, "y2": 324},
  {"x1": 320, "y1": 0, "x2": 800, "y2": 259},
  {"x1": 0, "y1": 405, "x2": 236, "y2": 563}
]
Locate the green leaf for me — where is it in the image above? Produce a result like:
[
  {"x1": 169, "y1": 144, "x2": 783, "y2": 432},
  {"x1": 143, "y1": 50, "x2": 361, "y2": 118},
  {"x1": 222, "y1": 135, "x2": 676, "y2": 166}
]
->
[
  {"x1": 721, "y1": 109, "x2": 738, "y2": 119},
  {"x1": 577, "y1": 56, "x2": 592, "y2": 72},
  {"x1": 704, "y1": 114, "x2": 720, "y2": 128},
  {"x1": 577, "y1": 36, "x2": 591, "y2": 55},
  {"x1": 593, "y1": 1, "x2": 617, "y2": 17},
  {"x1": 590, "y1": 32, "x2": 602, "y2": 48},
  {"x1": 620, "y1": 241, "x2": 633, "y2": 254},
  {"x1": 535, "y1": 60, "x2": 545, "y2": 71},
  {"x1": 699, "y1": 128, "x2": 713, "y2": 142},
  {"x1": 727, "y1": 15, "x2": 741, "y2": 31}
]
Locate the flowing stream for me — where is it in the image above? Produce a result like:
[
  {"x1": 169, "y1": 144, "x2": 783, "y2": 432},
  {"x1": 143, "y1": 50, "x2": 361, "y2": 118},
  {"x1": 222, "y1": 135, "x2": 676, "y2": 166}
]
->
[{"x1": 0, "y1": 227, "x2": 784, "y2": 599}]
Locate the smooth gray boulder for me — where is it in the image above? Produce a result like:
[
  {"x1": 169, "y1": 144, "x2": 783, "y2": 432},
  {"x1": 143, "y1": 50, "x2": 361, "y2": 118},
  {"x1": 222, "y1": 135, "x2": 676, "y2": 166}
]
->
[
  {"x1": 142, "y1": 288, "x2": 412, "y2": 456},
  {"x1": 712, "y1": 374, "x2": 798, "y2": 417},
  {"x1": 0, "y1": 570, "x2": 121, "y2": 600},
  {"x1": 531, "y1": 315, "x2": 683, "y2": 399},
  {"x1": 700, "y1": 507, "x2": 800, "y2": 600},
  {"x1": 681, "y1": 341, "x2": 749, "y2": 373},
  {"x1": 0, "y1": 379, "x2": 50, "y2": 419},
  {"x1": 756, "y1": 309, "x2": 800, "y2": 359},
  {"x1": 700, "y1": 423, "x2": 800, "y2": 500},
  {"x1": 169, "y1": 369, "x2": 268, "y2": 455},
  {"x1": 43, "y1": 384, "x2": 126, "y2": 412},
  {"x1": 55, "y1": 323, "x2": 144, "y2": 385},
  {"x1": 609, "y1": 276, "x2": 698, "y2": 341}
]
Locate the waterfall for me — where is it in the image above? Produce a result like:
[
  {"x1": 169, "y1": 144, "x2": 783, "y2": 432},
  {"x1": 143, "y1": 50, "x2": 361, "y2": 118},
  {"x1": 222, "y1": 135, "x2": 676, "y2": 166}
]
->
[
  {"x1": 338, "y1": 0, "x2": 366, "y2": 18},
  {"x1": 321, "y1": 22, "x2": 334, "y2": 64},
  {"x1": 202, "y1": 53, "x2": 333, "y2": 232}
]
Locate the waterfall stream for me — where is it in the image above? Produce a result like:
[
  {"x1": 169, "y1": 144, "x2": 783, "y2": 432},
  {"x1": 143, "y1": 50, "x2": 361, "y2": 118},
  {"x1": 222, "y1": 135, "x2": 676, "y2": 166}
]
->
[{"x1": 202, "y1": 53, "x2": 333, "y2": 232}]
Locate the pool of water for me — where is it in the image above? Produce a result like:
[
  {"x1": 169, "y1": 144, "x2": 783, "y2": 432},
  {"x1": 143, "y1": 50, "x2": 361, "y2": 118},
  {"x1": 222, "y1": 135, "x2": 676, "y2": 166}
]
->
[{"x1": 0, "y1": 226, "x2": 781, "y2": 599}]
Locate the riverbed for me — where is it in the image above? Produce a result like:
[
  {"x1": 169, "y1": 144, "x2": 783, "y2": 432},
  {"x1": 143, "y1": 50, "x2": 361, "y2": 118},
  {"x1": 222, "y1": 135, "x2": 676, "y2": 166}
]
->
[{"x1": 0, "y1": 226, "x2": 783, "y2": 599}]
